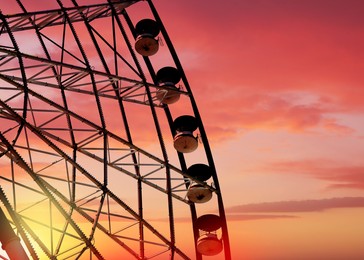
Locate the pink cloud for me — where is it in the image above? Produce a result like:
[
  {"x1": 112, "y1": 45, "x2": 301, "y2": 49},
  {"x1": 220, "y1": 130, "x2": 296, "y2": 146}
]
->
[
  {"x1": 153, "y1": 0, "x2": 364, "y2": 142},
  {"x1": 198, "y1": 92, "x2": 355, "y2": 142},
  {"x1": 268, "y1": 159, "x2": 364, "y2": 190},
  {"x1": 226, "y1": 197, "x2": 364, "y2": 213}
]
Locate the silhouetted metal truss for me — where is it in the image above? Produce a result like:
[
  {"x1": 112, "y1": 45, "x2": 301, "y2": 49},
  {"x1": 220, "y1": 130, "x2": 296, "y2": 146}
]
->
[{"x1": 0, "y1": 0, "x2": 231, "y2": 259}]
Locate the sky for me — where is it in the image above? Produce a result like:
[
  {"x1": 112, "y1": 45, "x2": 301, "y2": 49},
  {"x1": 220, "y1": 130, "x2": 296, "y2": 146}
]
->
[
  {"x1": 1, "y1": 0, "x2": 364, "y2": 259},
  {"x1": 153, "y1": 0, "x2": 364, "y2": 259}
]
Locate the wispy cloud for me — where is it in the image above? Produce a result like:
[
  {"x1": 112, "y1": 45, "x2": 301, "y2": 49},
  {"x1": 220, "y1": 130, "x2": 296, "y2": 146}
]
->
[
  {"x1": 268, "y1": 160, "x2": 364, "y2": 190},
  {"x1": 226, "y1": 197, "x2": 364, "y2": 214},
  {"x1": 155, "y1": 0, "x2": 364, "y2": 143},
  {"x1": 150, "y1": 197, "x2": 364, "y2": 223},
  {"x1": 143, "y1": 214, "x2": 298, "y2": 223},
  {"x1": 196, "y1": 92, "x2": 356, "y2": 143},
  {"x1": 226, "y1": 214, "x2": 298, "y2": 222}
]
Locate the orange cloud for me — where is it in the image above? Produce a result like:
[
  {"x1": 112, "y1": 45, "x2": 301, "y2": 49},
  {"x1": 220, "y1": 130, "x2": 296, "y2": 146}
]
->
[
  {"x1": 226, "y1": 214, "x2": 298, "y2": 221},
  {"x1": 268, "y1": 159, "x2": 364, "y2": 190},
  {"x1": 226, "y1": 197, "x2": 364, "y2": 213},
  {"x1": 149, "y1": 214, "x2": 298, "y2": 223}
]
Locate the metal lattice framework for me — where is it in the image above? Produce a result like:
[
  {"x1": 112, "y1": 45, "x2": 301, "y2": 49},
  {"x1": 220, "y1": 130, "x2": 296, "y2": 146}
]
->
[{"x1": 0, "y1": 0, "x2": 230, "y2": 259}]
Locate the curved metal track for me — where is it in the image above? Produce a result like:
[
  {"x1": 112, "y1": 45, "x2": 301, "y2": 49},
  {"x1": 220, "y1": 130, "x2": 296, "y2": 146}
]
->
[{"x1": 0, "y1": 0, "x2": 231, "y2": 259}]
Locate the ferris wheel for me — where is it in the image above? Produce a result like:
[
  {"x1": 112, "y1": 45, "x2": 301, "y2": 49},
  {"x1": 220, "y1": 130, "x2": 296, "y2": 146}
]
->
[{"x1": 0, "y1": 0, "x2": 231, "y2": 259}]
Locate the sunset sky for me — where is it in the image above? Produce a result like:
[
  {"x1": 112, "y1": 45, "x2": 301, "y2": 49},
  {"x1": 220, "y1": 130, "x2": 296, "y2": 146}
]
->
[
  {"x1": 1, "y1": 0, "x2": 364, "y2": 259},
  {"x1": 154, "y1": 0, "x2": 364, "y2": 259}
]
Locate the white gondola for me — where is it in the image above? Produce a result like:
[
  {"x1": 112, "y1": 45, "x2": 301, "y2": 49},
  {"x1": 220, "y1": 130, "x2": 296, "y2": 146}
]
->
[{"x1": 187, "y1": 184, "x2": 213, "y2": 203}]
